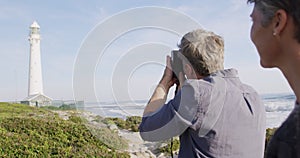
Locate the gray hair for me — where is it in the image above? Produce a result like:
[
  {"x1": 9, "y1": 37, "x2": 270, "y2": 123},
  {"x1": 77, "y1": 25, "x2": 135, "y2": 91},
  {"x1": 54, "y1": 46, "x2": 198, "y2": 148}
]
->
[
  {"x1": 248, "y1": 0, "x2": 300, "y2": 42},
  {"x1": 248, "y1": 0, "x2": 283, "y2": 27},
  {"x1": 178, "y1": 29, "x2": 224, "y2": 76}
]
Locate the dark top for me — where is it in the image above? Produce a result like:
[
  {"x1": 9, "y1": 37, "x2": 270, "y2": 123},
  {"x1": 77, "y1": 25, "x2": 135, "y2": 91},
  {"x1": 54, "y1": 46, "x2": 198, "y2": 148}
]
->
[
  {"x1": 266, "y1": 103, "x2": 300, "y2": 158},
  {"x1": 139, "y1": 69, "x2": 266, "y2": 158}
]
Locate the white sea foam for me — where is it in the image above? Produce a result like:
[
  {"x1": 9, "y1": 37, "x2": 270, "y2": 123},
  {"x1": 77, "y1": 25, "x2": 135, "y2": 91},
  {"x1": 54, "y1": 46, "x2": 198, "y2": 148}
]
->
[
  {"x1": 262, "y1": 94, "x2": 295, "y2": 128},
  {"x1": 83, "y1": 94, "x2": 295, "y2": 128},
  {"x1": 266, "y1": 111, "x2": 290, "y2": 128},
  {"x1": 264, "y1": 100, "x2": 294, "y2": 112}
]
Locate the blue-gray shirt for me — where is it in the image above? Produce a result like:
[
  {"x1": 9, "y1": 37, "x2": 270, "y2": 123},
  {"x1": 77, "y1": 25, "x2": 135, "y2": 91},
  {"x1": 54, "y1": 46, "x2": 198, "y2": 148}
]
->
[{"x1": 139, "y1": 69, "x2": 266, "y2": 158}]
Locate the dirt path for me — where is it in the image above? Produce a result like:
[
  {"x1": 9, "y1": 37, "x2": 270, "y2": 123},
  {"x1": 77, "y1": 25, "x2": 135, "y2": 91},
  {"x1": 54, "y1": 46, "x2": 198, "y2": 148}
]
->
[{"x1": 118, "y1": 130, "x2": 166, "y2": 158}]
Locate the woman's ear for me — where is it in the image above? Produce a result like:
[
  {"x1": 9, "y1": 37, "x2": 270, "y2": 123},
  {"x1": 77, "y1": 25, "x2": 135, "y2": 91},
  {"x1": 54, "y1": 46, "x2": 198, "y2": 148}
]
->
[{"x1": 273, "y1": 9, "x2": 288, "y2": 35}]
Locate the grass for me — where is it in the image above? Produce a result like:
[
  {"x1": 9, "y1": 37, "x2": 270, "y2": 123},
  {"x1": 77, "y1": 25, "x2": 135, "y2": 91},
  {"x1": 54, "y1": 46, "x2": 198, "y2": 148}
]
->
[
  {"x1": 0, "y1": 102, "x2": 46, "y2": 118},
  {"x1": 0, "y1": 102, "x2": 129, "y2": 157}
]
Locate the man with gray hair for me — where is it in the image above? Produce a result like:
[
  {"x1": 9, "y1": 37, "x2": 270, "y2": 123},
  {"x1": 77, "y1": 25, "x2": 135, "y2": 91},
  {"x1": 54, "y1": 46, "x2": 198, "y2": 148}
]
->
[{"x1": 139, "y1": 29, "x2": 266, "y2": 158}]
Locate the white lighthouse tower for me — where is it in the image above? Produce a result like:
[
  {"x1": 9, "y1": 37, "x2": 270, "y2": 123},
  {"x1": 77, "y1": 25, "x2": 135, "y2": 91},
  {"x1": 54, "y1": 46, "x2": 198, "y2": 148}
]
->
[
  {"x1": 28, "y1": 21, "x2": 43, "y2": 96},
  {"x1": 23, "y1": 21, "x2": 52, "y2": 107}
]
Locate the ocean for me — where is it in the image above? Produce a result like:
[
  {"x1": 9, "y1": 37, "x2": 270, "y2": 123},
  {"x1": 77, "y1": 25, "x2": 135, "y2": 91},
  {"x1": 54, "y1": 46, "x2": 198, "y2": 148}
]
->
[
  {"x1": 262, "y1": 93, "x2": 295, "y2": 128},
  {"x1": 82, "y1": 93, "x2": 296, "y2": 129}
]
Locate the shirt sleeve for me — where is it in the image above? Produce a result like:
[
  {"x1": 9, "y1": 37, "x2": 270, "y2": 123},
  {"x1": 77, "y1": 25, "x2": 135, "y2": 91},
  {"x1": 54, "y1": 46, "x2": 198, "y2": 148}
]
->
[{"x1": 139, "y1": 83, "x2": 199, "y2": 141}]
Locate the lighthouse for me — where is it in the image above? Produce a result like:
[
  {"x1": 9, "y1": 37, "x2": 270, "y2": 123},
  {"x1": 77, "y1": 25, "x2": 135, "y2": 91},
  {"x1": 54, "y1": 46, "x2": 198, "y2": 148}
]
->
[
  {"x1": 22, "y1": 21, "x2": 52, "y2": 107},
  {"x1": 28, "y1": 21, "x2": 43, "y2": 96}
]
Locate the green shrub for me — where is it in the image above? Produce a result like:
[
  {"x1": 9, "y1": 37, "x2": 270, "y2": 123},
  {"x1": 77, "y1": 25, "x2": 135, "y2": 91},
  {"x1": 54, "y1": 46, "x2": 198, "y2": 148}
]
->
[
  {"x1": 59, "y1": 104, "x2": 76, "y2": 110},
  {"x1": 41, "y1": 104, "x2": 76, "y2": 111},
  {"x1": 126, "y1": 116, "x2": 142, "y2": 132},
  {"x1": 92, "y1": 115, "x2": 103, "y2": 123},
  {"x1": 68, "y1": 114, "x2": 87, "y2": 124},
  {"x1": 265, "y1": 127, "x2": 277, "y2": 155},
  {"x1": 159, "y1": 138, "x2": 180, "y2": 156},
  {"x1": 0, "y1": 103, "x2": 129, "y2": 157},
  {"x1": 90, "y1": 127, "x2": 128, "y2": 150},
  {"x1": 103, "y1": 117, "x2": 127, "y2": 129},
  {"x1": 103, "y1": 116, "x2": 142, "y2": 132},
  {"x1": 40, "y1": 106, "x2": 60, "y2": 110}
]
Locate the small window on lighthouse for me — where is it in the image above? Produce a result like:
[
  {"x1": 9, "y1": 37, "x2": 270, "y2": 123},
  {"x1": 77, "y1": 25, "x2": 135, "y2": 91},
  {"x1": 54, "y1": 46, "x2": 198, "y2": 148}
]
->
[{"x1": 31, "y1": 28, "x2": 39, "y2": 34}]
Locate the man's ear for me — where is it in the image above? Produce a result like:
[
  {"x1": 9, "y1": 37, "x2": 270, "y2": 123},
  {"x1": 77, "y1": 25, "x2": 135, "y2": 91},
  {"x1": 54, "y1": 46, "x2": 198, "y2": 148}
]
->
[
  {"x1": 273, "y1": 9, "x2": 288, "y2": 35},
  {"x1": 184, "y1": 63, "x2": 193, "y2": 77}
]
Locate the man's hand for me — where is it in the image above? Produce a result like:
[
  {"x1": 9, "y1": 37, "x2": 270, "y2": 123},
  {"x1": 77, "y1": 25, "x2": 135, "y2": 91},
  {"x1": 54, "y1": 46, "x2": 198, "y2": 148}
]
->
[
  {"x1": 176, "y1": 71, "x2": 185, "y2": 92},
  {"x1": 143, "y1": 55, "x2": 177, "y2": 116},
  {"x1": 159, "y1": 56, "x2": 178, "y2": 91}
]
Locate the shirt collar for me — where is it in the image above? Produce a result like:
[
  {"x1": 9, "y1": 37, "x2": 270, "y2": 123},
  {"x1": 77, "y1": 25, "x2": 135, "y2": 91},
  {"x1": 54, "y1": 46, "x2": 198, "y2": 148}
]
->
[{"x1": 210, "y1": 68, "x2": 238, "y2": 78}]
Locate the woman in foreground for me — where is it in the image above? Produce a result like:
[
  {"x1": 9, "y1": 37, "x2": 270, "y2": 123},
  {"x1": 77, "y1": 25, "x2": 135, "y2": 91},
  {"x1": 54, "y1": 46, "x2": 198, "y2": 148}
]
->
[{"x1": 248, "y1": 0, "x2": 300, "y2": 157}]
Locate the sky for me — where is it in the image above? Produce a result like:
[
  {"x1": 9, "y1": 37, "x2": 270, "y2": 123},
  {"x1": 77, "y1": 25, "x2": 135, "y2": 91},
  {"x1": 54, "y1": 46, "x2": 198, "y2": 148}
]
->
[{"x1": 0, "y1": 0, "x2": 293, "y2": 102}]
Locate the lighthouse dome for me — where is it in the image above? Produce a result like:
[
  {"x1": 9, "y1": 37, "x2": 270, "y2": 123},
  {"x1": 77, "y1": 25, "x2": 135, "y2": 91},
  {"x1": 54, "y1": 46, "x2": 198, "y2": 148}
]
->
[{"x1": 30, "y1": 21, "x2": 40, "y2": 28}]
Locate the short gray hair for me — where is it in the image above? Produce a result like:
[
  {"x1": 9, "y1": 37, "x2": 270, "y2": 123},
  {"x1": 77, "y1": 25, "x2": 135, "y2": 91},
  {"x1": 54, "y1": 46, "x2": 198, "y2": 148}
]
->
[
  {"x1": 178, "y1": 29, "x2": 224, "y2": 76},
  {"x1": 247, "y1": 0, "x2": 300, "y2": 42},
  {"x1": 248, "y1": 0, "x2": 281, "y2": 27}
]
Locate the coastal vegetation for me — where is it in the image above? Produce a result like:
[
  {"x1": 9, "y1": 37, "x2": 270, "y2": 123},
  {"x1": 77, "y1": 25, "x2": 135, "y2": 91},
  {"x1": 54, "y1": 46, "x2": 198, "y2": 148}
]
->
[
  {"x1": 159, "y1": 138, "x2": 180, "y2": 156},
  {"x1": 41, "y1": 104, "x2": 76, "y2": 111},
  {"x1": 103, "y1": 116, "x2": 142, "y2": 132},
  {"x1": 265, "y1": 127, "x2": 277, "y2": 156},
  {"x1": 0, "y1": 102, "x2": 278, "y2": 157},
  {"x1": 0, "y1": 102, "x2": 129, "y2": 157}
]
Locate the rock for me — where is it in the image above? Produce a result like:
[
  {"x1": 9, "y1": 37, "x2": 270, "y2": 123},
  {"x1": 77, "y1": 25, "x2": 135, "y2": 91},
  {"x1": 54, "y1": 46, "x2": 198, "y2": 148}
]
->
[
  {"x1": 108, "y1": 124, "x2": 118, "y2": 131},
  {"x1": 130, "y1": 151, "x2": 153, "y2": 158}
]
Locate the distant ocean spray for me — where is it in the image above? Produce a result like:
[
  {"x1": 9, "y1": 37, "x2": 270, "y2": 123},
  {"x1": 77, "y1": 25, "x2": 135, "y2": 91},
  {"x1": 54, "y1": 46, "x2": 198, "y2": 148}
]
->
[{"x1": 83, "y1": 93, "x2": 296, "y2": 129}]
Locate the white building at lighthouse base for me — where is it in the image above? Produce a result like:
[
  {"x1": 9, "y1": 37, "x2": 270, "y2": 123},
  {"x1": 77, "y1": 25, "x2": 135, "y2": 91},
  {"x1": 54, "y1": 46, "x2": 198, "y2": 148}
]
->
[{"x1": 22, "y1": 94, "x2": 52, "y2": 107}]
